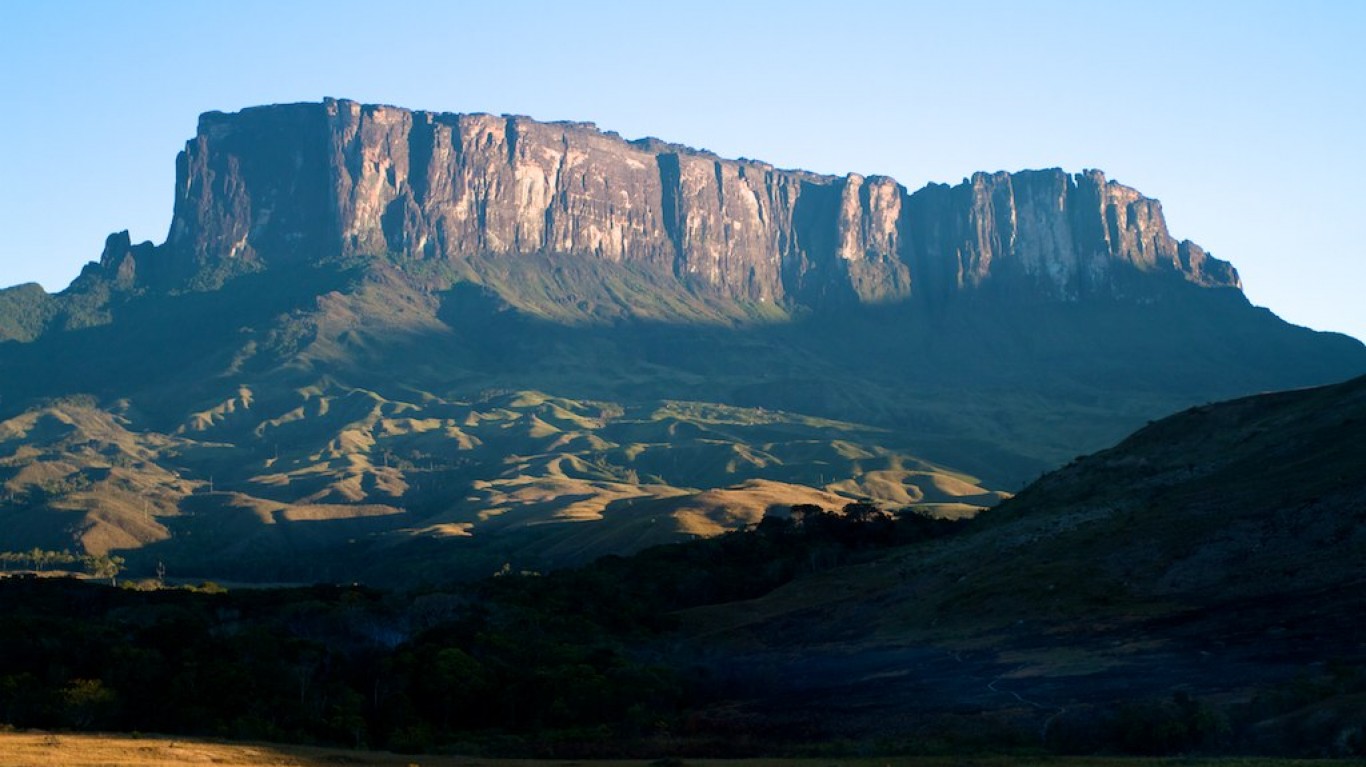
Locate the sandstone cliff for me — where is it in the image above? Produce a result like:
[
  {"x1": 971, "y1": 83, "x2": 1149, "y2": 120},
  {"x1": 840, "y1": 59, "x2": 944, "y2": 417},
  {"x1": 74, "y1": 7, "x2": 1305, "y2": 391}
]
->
[{"x1": 118, "y1": 98, "x2": 1236, "y2": 309}]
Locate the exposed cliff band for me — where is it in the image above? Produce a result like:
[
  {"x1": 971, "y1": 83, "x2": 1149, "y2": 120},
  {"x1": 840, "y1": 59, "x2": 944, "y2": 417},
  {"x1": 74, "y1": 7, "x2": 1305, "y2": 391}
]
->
[{"x1": 110, "y1": 98, "x2": 1239, "y2": 310}]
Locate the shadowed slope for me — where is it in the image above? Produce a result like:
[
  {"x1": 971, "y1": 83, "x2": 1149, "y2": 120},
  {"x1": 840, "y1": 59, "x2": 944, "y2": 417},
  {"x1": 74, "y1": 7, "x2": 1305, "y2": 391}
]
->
[{"x1": 675, "y1": 376, "x2": 1366, "y2": 746}]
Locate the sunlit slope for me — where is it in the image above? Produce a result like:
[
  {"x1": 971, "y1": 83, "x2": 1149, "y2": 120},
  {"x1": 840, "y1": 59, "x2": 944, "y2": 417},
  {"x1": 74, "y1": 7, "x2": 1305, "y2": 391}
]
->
[
  {"x1": 0, "y1": 400, "x2": 204, "y2": 554},
  {"x1": 0, "y1": 383, "x2": 1004, "y2": 582}
]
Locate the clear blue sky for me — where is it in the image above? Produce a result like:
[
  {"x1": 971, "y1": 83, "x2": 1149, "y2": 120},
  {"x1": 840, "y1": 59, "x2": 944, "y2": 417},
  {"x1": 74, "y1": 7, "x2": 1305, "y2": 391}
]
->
[{"x1": 2, "y1": 0, "x2": 1363, "y2": 341}]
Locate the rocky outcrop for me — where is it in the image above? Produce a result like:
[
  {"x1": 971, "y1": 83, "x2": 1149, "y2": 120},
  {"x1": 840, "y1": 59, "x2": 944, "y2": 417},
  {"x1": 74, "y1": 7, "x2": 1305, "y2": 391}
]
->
[
  {"x1": 903, "y1": 169, "x2": 1240, "y2": 303},
  {"x1": 97, "y1": 230, "x2": 157, "y2": 290},
  {"x1": 143, "y1": 99, "x2": 1239, "y2": 308}
]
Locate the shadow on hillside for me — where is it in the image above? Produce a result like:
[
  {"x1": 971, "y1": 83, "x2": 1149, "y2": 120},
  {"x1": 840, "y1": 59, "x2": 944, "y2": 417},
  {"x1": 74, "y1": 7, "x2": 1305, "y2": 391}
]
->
[{"x1": 424, "y1": 277, "x2": 1366, "y2": 486}]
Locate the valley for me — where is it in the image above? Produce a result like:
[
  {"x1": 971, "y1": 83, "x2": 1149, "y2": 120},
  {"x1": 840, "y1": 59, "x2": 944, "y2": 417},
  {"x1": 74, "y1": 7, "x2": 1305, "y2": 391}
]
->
[{"x1": 1, "y1": 375, "x2": 1362, "y2": 756}]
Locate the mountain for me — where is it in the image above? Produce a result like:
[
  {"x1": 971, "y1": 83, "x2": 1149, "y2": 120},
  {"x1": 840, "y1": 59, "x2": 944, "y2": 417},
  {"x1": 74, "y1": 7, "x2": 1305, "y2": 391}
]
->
[
  {"x1": 0, "y1": 99, "x2": 1362, "y2": 581},
  {"x1": 678, "y1": 374, "x2": 1366, "y2": 752},
  {"x1": 79, "y1": 99, "x2": 1240, "y2": 306}
]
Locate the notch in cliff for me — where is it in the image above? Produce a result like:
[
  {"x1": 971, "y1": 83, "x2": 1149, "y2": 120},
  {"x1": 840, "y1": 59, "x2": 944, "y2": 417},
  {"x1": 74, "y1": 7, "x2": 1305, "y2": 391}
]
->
[{"x1": 87, "y1": 99, "x2": 1240, "y2": 319}]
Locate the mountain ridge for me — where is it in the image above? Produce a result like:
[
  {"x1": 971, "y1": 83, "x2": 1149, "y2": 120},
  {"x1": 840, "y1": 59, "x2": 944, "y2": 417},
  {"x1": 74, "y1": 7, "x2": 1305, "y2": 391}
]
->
[{"x1": 15, "y1": 98, "x2": 1239, "y2": 325}]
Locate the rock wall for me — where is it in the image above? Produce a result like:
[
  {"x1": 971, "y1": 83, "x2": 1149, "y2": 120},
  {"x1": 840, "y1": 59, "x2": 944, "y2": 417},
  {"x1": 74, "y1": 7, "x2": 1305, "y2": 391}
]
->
[{"x1": 147, "y1": 99, "x2": 1239, "y2": 307}]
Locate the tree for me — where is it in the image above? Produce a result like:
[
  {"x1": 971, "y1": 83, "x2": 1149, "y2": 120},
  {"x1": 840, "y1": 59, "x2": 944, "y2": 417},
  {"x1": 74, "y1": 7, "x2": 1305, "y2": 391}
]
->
[
  {"x1": 842, "y1": 501, "x2": 883, "y2": 523},
  {"x1": 86, "y1": 554, "x2": 125, "y2": 585},
  {"x1": 61, "y1": 678, "x2": 117, "y2": 728}
]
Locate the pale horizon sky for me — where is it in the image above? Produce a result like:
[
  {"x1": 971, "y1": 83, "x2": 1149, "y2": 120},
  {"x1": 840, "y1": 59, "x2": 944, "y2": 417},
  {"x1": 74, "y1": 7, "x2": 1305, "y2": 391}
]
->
[{"x1": 1, "y1": 1, "x2": 1363, "y2": 341}]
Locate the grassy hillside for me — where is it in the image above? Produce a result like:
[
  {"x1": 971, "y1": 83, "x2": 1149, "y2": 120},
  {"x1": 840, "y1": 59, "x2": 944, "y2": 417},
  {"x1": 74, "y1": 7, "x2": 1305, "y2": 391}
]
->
[
  {"x1": 0, "y1": 383, "x2": 1002, "y2": 583},
  {"x1": 674, "y1": 376, "x2": 1366, "y2": 754},
  {"x1": 5, "y1": 255, "x2": 1363, "y2": 486},
  {"x1": 0, "y1": 253, "x2": 1361, "y2": 582},
  {"x1": 0, "y1": 370, "x2": 1361, "y2": 756}
]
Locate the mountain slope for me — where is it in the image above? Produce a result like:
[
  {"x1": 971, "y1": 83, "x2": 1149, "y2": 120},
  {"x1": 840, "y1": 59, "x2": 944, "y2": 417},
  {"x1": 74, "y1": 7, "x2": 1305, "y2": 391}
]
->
[
  {"x1": 678, "y1": 375, "x2": 1366, "y2": 748},
  {"x1": 0, "y1": 382, "x2": 1002, "y2": 583},
  {"x1": 0, "y1": 378, "x2": 1360, "y2": 755}
]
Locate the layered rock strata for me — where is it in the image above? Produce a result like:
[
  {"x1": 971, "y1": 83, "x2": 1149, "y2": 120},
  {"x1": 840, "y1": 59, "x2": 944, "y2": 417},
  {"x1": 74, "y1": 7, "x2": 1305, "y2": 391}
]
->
[{"x1": 120, "y1": 99, "x2": 1240, "y2": 306}]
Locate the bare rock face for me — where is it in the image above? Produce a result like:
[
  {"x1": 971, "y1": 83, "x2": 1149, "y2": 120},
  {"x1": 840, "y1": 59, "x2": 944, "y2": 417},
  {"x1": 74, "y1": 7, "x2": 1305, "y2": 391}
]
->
[
  {"x1": 903, "y1": 169, "x2": 1240, "y2": 303},
  {"x1": 148, "y1": 99, "x2": 1238, "y2": 311},
  {"x1": 98, "y1": 230, "x2": 157, "y2": 290}
]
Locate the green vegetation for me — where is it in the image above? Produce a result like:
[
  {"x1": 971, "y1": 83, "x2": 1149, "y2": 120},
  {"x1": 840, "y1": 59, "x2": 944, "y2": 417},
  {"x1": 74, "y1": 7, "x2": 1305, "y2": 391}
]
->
[
  {"x1": 1, "y1": 249, "x2": 1361, "y2": 589},
  {"x1": 3, "y1": 494, "x2": 1362, "y2": 759},
  {"x1": 0, "y1": 504, "x2": 964, "y2": 757},
  {"x1": 0, "y1": 235, "x2": 1362, "y2": 762},
  {"x1": 0, "y1": 548, "x2": 124, "y2": 582},
  {"x1": 0, "y1": 282, "x2": 57, "y2": 342}
]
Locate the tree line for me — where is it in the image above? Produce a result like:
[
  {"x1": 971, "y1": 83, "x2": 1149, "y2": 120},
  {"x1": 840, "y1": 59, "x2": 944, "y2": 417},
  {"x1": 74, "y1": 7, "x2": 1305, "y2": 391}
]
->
[
  {"x1": 0, "y1": 548, "x2": 125, "y2": 582},
  {"x1": 0, "y1": 503, "x2": 955, "y2": 755},
  {"x1": 3, "y1": 504, "x2": 1347, "y2": 757}
]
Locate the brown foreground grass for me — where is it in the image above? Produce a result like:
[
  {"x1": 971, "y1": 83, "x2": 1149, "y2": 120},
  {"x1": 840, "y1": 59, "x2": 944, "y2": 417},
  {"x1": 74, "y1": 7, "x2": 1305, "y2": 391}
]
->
[{"x1": 0, "y1": 732, "x2": 1357, "y2": 767}]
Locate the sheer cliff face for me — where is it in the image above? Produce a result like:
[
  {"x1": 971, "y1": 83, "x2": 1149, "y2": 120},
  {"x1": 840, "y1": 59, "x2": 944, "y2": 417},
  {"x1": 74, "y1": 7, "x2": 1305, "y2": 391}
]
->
[{"x1": 157, "y1": 98, "x2": 1238, "y2": 308}]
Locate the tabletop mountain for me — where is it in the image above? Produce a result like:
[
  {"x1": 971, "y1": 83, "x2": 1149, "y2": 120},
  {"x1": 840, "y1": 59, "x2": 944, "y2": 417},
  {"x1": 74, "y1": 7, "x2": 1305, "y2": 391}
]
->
[
  {"x1": 134, "y1": 100, "x2": 1239, "y2": 305},
  {"x1": 0, "y1": 99, "x2": 1361, "y2": 582}
]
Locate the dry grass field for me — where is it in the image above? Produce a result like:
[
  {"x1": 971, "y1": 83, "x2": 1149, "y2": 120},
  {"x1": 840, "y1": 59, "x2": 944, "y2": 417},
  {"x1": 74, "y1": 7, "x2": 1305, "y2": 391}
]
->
[{"x1": 0, "y1": 732, "x2": 1358, "y2": 767}]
